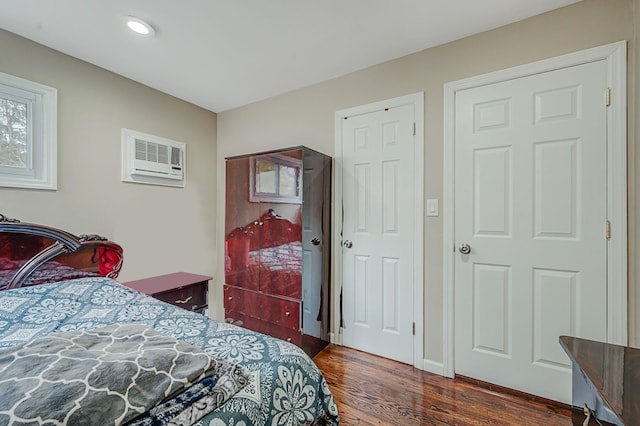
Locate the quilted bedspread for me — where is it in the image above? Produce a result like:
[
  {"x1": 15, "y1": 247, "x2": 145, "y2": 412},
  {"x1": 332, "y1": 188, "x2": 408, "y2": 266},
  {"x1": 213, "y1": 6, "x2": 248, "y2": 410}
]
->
[
  {"x1": 0, "y1": 323, "x2": 250, "y2": 425},
  {"x1": 0, "y1": 278, "x2": 339, "y2": 426}
]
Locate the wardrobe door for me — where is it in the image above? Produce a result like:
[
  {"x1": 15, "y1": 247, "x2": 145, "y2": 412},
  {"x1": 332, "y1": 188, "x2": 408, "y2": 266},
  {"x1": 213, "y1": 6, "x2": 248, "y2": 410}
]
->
[
  {"x1": 250, "y1": 149, "x2": 303, "y2": 299},
  {"x1": 225, "y1": 156, "x2": 261, "y2": 291},
  {"x1": 300, "y1": 149, "x2": 328, "y2": 340}
]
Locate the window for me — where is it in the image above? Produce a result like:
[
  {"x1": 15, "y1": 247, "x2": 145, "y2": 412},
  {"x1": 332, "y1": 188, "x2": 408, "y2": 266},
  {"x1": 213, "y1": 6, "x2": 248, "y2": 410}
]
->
[
  {"x1": 250, "y1": 153, "x2": 302, "y2": 203},
  {"x1": 0, "y1": 72, "x2": 57, "y2": 190}
]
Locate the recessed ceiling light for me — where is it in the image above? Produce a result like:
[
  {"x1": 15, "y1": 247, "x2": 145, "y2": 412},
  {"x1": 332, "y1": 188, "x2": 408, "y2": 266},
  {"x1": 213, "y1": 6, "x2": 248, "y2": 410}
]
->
[{"x1": 126, "y1": 16, "x2": 155, "y2": 36}]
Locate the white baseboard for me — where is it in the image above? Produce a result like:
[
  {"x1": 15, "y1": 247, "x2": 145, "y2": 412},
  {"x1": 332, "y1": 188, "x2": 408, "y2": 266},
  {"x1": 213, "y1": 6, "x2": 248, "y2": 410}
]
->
[{"x1": 423, "y1": 358, "x2": 445, "y2": 376}]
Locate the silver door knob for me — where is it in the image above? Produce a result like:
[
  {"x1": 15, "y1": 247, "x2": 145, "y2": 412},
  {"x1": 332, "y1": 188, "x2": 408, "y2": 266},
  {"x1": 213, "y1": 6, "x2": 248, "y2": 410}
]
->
[
  {"x1": 343, "y1": 240, "x2": 353, "y2": 248},
  {"x1": 459, "y1": 243, "x2": 471, "y2": 254}
]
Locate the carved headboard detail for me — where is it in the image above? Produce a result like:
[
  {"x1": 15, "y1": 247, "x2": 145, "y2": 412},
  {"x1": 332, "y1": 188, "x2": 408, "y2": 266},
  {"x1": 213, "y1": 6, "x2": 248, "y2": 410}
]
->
[{"x1": 0, "y1": 214, "x2": 123, "y2": 290}]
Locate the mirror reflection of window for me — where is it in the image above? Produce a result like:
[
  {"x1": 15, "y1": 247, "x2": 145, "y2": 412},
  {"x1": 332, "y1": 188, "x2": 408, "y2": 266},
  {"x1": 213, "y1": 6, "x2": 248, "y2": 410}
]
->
[
  {"x1": 255, "y1": 159, "x2": 276, "y2": 194},
  {"x1": 250, "y1": 153, "x2": 302, "y2": 203},
  {"x1": 279, "y1": 165, "x2": 297, "y2": 196}
]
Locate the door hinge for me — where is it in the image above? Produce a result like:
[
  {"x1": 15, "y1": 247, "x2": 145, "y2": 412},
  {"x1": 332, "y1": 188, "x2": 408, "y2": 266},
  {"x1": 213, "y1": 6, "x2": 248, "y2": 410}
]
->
[
  {"x1": 605, "y1": 220, "x2": 611, "y2": 240},
  {"x1": 413, "y1": 122, "x2": 416, "y2": 136},
  {"x1": 605, "y1": 88, "x2": 611, "y2": 107},
  {"x1": 412, "y1": 322, "x2": 416, "y2": 335}
]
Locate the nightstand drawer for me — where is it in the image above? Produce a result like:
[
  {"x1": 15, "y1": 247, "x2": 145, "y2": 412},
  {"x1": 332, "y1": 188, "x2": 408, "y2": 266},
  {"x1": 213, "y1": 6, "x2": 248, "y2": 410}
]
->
[{"x1": 155, "y1": 282, "x2": 207, "y2": 311}]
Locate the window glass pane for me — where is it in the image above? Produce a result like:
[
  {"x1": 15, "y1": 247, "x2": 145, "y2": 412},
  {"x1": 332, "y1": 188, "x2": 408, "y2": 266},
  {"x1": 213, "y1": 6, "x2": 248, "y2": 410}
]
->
[
  {"x1": 256, "y1": 159, "x2": 276, "y2": 194},
  {"x1": 279, "y1": 165, "x2": 297, "y2": 196},
  {"x1": 0, "y1": 97, "x2": 28, "y2": 168}
]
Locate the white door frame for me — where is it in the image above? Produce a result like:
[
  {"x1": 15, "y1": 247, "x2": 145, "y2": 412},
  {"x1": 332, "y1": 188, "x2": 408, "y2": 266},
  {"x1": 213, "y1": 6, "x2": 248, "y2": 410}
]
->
[
  {"x1": 333, "y1": 92, "x2": 425, "y2": 369},
  {"x1": 442, "y1": 41, "x2": 628, "y2": 378}
]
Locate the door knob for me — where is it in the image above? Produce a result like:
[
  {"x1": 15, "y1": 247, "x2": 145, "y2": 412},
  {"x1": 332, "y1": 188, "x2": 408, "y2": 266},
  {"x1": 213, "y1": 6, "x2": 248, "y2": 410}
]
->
[
  {"x1": 311, "y1": 237, "x2": 321, "y2": 246},
  {"x1": 343, "y1": 240, "x2": 353, "y2": 248},
  {"x1": 459, "y1": 243, "x2": 471, "y2": 254}
]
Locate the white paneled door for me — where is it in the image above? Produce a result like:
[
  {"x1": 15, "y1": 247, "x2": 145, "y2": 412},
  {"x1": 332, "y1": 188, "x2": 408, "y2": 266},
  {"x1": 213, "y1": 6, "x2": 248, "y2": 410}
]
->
[
  {"x1": 454, "y1": 60, "x2": 608, "y2": 403},
  {"x1": 341, "y1": 103, "x2": 415, "y2": 364}
]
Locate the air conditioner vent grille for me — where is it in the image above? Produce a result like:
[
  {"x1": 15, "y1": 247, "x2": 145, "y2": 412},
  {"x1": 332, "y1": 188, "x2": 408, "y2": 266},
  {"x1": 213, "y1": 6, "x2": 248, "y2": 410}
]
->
[
  {"x1": 158, "y1": 145, "x2": 168, "y2": 164},
  {"x1": 135, "y1": 139, "x2": 170, "y2": 165},
  {"x1": 135, "y1": 140, "x2": 146, "y2": 161}
]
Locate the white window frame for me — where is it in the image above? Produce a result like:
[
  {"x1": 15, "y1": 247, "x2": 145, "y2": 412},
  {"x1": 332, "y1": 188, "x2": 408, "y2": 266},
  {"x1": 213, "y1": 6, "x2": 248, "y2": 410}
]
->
[{"x1": 0, "y1": 72, "x2": 57, "y2": 190}]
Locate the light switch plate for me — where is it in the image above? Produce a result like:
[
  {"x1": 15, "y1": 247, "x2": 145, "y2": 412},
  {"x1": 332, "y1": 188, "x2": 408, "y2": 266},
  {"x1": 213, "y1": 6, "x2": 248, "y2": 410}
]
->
[{"x1": 426, "y1": 198, "x2": 439, "y2": 217}]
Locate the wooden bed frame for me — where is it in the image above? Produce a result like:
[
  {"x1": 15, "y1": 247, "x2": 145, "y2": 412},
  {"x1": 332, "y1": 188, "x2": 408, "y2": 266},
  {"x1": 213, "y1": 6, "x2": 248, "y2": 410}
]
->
[{"x1": 0, "y1": 213, "x2": 123, "y2": 290}]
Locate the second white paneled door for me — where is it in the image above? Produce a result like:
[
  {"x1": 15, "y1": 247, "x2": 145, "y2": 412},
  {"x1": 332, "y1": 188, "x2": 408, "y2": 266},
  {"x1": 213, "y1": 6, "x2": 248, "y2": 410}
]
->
[
  {"x1": 341, "y1": 103, "x2": 416, "y2": 364},
  {"x1": 454, "y1": 60, "x2": 608, "y2": 403}
]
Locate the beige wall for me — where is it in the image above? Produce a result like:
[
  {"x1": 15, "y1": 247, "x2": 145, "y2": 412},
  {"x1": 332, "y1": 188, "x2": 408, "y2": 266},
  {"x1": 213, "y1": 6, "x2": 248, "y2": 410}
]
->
[
  {"x1": 217, "y1": 0, "x2": 638, "y2": 364},
  {"x1": 0, "y1": 29, "x2": 218, "y2": 284}
]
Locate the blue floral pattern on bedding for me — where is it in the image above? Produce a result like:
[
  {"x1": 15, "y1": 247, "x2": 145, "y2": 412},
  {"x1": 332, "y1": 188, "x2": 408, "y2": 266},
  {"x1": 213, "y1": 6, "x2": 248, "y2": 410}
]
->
[{"x1": 0, "y1": 277, "x2": 339, "y2": 426}]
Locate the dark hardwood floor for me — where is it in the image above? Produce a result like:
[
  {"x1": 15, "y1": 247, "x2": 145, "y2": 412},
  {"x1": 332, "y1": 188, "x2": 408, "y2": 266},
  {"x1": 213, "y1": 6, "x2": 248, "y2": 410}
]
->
[{"x1": 313, "y1": 344, "x2": 574, "y2": 425}]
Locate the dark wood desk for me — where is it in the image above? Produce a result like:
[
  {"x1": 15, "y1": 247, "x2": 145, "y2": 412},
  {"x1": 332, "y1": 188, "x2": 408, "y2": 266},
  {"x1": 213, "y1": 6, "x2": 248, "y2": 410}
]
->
[
  {"x1": 123, "y1": 272, "x2": 211, "y2": 314},
  {"x1": 560, "y1": 336, "x2": 639, "y2": 425}
]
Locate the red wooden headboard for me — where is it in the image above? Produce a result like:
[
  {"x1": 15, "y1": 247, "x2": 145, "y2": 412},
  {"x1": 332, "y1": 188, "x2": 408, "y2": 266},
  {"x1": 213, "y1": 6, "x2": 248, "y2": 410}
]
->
[{"x1": 0, "y1": 214, "x2": 123, "y2": 290}]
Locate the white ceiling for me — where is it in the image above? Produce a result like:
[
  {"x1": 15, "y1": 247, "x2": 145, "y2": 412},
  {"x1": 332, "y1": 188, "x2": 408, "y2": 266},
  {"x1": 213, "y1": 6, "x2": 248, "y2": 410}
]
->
[{"x1": 0, "y1": 0, "x2": 581, "y2": 113}]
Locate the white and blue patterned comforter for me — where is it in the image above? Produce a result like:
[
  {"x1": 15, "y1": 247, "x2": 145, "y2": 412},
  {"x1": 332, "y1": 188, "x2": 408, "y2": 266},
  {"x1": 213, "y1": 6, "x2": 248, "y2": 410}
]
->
[{"x1": 0, "y1": 277, "x2": 339, "y2": 426}]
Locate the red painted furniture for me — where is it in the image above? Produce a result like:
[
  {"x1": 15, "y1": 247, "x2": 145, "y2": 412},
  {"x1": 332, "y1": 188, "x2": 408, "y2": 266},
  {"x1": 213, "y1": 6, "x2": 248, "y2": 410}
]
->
[
  {"x1": 123, "y1": 272, "x2": 211, "y2": 314},
  {"x1": 0, "y1": 214, "x2": 123, "y2": 290},
  {"x1": 224, "y1": 147, "x2": 331, "y2": 355}
]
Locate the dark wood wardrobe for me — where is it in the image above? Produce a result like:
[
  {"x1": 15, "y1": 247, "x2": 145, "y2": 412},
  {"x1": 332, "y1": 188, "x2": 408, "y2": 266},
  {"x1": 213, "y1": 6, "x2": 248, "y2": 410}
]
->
[{"x1": 224, "y1": 146, "x2": 331, "y2": 356}]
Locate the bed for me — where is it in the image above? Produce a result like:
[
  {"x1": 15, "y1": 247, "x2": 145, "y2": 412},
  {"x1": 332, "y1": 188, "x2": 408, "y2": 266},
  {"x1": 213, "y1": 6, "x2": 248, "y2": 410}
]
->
[{"x1": 0, "y1": 214, "x2": 339, "y2": 426}]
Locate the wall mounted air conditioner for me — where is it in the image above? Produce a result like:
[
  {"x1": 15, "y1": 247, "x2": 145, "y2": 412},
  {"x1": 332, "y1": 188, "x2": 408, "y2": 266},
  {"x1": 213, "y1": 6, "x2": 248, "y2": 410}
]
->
[{"x1": 121, "y1": 128, "x2": 186, "y2": 187}]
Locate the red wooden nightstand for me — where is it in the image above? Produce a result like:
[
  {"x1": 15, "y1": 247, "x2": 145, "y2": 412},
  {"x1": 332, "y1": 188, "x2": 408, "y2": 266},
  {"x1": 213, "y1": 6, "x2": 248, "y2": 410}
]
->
[{"x1": 123, "y1": 272, "x2": 211, "y2": 314}]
